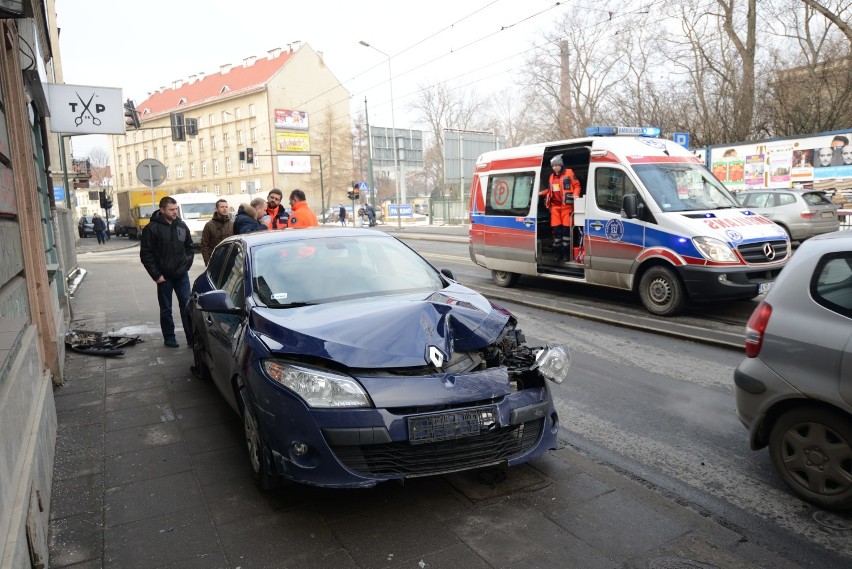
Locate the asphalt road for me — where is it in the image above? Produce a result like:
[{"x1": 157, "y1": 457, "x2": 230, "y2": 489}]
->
[{"x1": 403, "y1": 238, "x2": 852, "y2": 567}]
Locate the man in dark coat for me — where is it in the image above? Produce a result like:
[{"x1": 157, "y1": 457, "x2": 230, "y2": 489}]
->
[
  {"x1": 140, "y1": 196, "x2": 195, "y2": 348},
  {"x1": 233, "y1": 197, "x2": 268, "y2": 235},
  {"x1": 200, "y1": 199, "x2": 233, "y2": 265},
  {"x1": 92, "y1": 213, "x2": 107, "y2": 244}
]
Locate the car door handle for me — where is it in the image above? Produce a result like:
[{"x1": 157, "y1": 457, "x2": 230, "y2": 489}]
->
[{"x1": 524, "y1": 220, "x2": 534, "y2": 227}]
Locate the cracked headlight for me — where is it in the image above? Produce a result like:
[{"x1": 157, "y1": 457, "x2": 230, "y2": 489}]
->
[
  {"x1": 693, "y1": 236, "x2": 738, "y2": 263},
  {"x1": 262, "y1": 361, "x2": 370, "y2": 408},
  {"x1": 532, "y1": 344, "x2": 571, "y2": 384}
]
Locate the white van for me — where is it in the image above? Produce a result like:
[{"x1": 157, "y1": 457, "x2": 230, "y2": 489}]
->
[
  {"x1": 171, "y1": 192, "x2": 220, "y2": 245},
  {"x1": 468, "y1": 127, "x2": 791, "y2": 316}
]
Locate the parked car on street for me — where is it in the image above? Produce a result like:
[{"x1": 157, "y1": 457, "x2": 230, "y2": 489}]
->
[
  {"x1": 78, "y1": 215, "x2": 117, "y2": 238},
  {"x1": 735, "y1": 230, "x2": 852, "y2": 510},
  {"x1": 189, "y1": 228, "x2": 569, "y2": 490},
  {"x1": 736, "y1": 189, "x2": 840, "y2": 242}
]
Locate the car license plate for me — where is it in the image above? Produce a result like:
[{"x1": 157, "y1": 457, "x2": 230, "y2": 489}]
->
[
  {"x1": 759, "y1": 282, "x2": 772, "y2": 295},
  {"x1": 821, "y1": 211, "x2": 835, "y2": 218},
  {"x1": 408, "y1": 407, "x2": 497, "y2": 445}
]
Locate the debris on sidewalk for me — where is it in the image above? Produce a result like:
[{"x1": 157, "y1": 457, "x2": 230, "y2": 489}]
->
[{"x1": 64, "y1": 329, "x2": 143, "y2": 356}]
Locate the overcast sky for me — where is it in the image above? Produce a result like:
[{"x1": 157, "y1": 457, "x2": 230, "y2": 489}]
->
[{"x1": 54, "y1": 0, "x2": 569, "y2": 158}]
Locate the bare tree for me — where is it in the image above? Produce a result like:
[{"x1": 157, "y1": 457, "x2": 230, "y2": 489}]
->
[
  {"x1": 483, "y1": 87, "x2": 538, "y2": 147},
  {"x1": 313, "y1": 108, "x2": 354, "y2": 215},
  {"x1": 408, "y1": 81, "x2": 488, "y2": 195}
]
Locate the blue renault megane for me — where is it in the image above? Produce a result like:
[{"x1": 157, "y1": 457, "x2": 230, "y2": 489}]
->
[{"x1": 189, "y1": 228, "x2": 569, "y2": 490}]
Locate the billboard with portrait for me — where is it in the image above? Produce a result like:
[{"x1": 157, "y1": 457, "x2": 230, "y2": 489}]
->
[{"x1": 274, "y1": 109, "x2": 309, "y2": 131}]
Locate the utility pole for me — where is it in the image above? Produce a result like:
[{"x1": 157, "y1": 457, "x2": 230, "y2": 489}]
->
[
  {"x1": 559, "y1": 40, "x2": 571, "y2": 137},
  {"x1": 365, "y1": 97, "x2": 376, "y2": 207}
]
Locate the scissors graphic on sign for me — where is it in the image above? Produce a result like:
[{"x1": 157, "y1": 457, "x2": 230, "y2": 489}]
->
[{"x1": 75, "y1": 93, "x2": 101, "y2": 127}]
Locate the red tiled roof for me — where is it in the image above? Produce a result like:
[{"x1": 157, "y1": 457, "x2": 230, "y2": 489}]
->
[{"x1": 136, "y1": 50, "x2": 295, "y2": 120}]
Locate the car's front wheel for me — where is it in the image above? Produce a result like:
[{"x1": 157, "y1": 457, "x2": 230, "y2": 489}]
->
[
  {"x1": 638, "y1": 266, "x2": 686, "y2": 316},
  {"x1": 191, "y1": 333, "x2": 211, "y2": 381},
  {"x1": 238, "y1": 381, "x2": 278, "y2": 491},
  {"x1": 769, "y1": 406, "x2": 852, "y2": 511}
]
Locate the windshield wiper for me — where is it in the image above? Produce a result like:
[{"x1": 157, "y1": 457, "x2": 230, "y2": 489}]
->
[{"x1": 273, "y1": 301, "x2": 317, "y2": 308}]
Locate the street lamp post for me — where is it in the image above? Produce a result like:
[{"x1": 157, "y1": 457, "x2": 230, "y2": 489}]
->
[{"x1": 359, "y1": 40, "x2": 401, "y2": 229}]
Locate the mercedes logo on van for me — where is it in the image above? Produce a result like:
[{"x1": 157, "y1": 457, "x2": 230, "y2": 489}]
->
[{"x1": 763, "y1": 243, "x2": 776, "y2": 260}]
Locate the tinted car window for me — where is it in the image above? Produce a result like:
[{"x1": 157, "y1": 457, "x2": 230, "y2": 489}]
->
[
  {"x1": 802, "y1": 191, "x2": 832, "y2": 205},
  {"x1": 220, "y1": 245, "x2": 245, "y2": 309},
  {"x1": 485, "y1": 172, "x2": 534, "y2": 217},
  {"x1": 206, "y1": 243, "x2": 231, "y2": 287},
  {"x1": 812, "y1": 252, "x2": 852, "y2": 318}
]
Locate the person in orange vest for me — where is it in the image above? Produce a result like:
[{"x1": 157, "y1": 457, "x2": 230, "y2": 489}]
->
[
  {"x1": 262, "y1": 189, "x2": 290, "y2": 230},
  {"x1": 286, "y1": 189, "x2": 318, "y2": 229},
  {"x1": 540, "y1": 154, "x2": 581, "y2": 262}
]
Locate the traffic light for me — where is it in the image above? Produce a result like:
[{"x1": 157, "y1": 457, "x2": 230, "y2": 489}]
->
[
  {"x1": 351, "y1": 182, "x2": 360, "y2": 200},
  {"x1": 246, "y1": 147, "x2": 254, "y2": 164},
  {"x1": 347, "y1": 189, "x2": 355, "y2": 200},
  {"x1": 103, "y1": 198, "x2": 113, "y2": 210},
  {"x1": 239, "y1": 151, "x2": 246, "y2": 161},
  {"x1": 170, "y1": 112, "x2": 185, "y2": 141},
  {"x1": 124, "y1": 99, "x2": 140, "y2": 130},
  {"x1": 185, "y1": 117, "x2": 198, "y2": 136},
  {"x1": 99, "y1": 191, "x2": 107, "y2": 209}
]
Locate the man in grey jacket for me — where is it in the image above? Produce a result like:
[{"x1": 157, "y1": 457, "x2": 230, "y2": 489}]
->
[{"x1": 140, "y1": 196, "x2": 195, "y2": 348}]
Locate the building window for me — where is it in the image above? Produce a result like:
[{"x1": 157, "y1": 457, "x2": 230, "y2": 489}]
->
[
  {"x1": 163, "y1": 146, "x2": 169, "y2": 159},
  {"x1": 176, "y1": 164, "x2": 184, "y2": 179},
  {"x1": 143, "y1": 148, "x2": 149, "y2": 158},
  {"x1": 214, "y1": 184, "x2": 221, "y2": 195},
  {"x1": 211, "y1": 136, "x2": 217, "y2": 150},
  {"x1": 201, "y1": 160, "x2": 207, "y2": 175},
  {"x1": 213, "y1": 159, "x2": 219, "y2": 174},
  {"x1": 199, "y1": 137, "x2": 205, "y2": 152},
  {"x1": 190, "y1": 163, "x2": 196, "y2": 177},
  {"x1": 237, "y1": 130, "x2": 243, "y2": 145},
  {"x1": 223, "y1": 132, "x2": 230, "y2": 148},
  {"x1": 249, "y1": 104, "x2": 256, "y2": 117},
  {"x1": 188, "y1": 140, "x2": 193, "y2": 154},
  {"x1": 202, "y1": 185, "x2": 208, "y2": 193},
  {"x1": 154, "y1": 147, "x2": 159, "y2": 158},
  {"x1": 209, "y1": 113, "x2": 215, "y2": 126},
  {"x1": 175, "y1": 144, "x2": 182, "y2": 157},
  {"x1": 226, "y1": 156, "x2": 232, "y2": 172},
  {"x1": 251, "y1": 127, "x2": 257, "y2": 141},
  {"x1": 227, "y1": 182, "x2": 233, "y2": 194},
  {"x1": 222, "y1": 111, "x2": 229, "y2": 124},
  {"x1": 118, "y1": 154, "x2": 123, "y2": 166},
  {"x1": 239, "y1": 158, "x2": 245, "y2": 171},
  {"x1": 126, "y1": 153, "x2": 130, "y2": 166},
  {"x1": 235, "y1": 107, "x2": 242, "y2": 120}
]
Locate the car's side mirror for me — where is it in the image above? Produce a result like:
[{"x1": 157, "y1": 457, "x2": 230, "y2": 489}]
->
[
  {"x1": 196, "y1": 290, "x2": 244, "y2": 316},
  {"x1": 440, "y1": 268, "x2": 456, "y2": 282},
  {"x1": 621, "y1": 194, "x2": 640, "y2": 219}
]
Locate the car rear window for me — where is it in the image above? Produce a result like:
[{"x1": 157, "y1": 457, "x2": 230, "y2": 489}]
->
[
  {"x1": 802, "y1": 192, "x2": 832, "y2": 205},
  {"x1": 812, "y1": 252, "x2": 852, "y2": 318}
]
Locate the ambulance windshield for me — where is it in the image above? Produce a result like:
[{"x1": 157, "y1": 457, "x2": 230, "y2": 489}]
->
[{"x1": 632, "y1": 163, "x2": 740, "y2": 212}]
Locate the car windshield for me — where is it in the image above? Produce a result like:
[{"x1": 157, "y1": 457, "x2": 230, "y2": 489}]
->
[
  {"x1": 251, "y1": 235, "x2": 445, "y2": 306},
  {"x1": 138, "y1": 205, "x2": 158, "y2": 218},
  {"x1": 180, "y1": 203, "x2": 217, "y2": 218},
  {"x1": 632, "y1": 163, "x2": 740, "y2": 211}
]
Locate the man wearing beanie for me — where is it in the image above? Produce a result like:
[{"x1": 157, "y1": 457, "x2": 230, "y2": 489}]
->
[{"x1": 539, "y1": 154, "x2": 581, "y2": 262}]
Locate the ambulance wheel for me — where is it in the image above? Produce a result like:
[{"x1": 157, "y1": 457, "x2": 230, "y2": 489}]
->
[
  {"x1": 639, "y1": 266, "x2": 685, "y2": 316},
  {"x1": 492, "y1": 270, "x2": 519, "y2": 288}
]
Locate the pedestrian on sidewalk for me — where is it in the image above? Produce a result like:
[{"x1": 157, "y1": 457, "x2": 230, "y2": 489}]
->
[
  {"x1": 140, "y1": 196, "x2": 195, "y2": 348},
  {"x1": 338, "y1": 203, "x2": 347, "y2": 227},
  {"x1": 92, "y1": 213, "x2": 107, "y2": 245},
  {"x1": 200, "y1": 199, "x2": 233, "y2": 265},
  {"x1": 287, "y1": 189, "x2": 319, "y2": 229}
]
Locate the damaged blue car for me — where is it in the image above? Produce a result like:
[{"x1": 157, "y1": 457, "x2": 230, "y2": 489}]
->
[{"x1": 189, "y1": 228, "x2": 569, "y2": 490}]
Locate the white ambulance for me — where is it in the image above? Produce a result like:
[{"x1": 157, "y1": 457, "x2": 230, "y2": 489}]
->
[{"x1": 468, "y1": 127, "x2": 791, "y2": 316}]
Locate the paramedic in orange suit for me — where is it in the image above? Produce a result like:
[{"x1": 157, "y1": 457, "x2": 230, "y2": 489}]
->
[{"x1": 539, "y1": 154, "x2": 581, "y2": 262}]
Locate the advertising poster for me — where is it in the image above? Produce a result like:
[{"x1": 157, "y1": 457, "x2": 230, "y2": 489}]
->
[
  {"x1": 791, "y1": 149, "x2": 814, "y2": 182},
  {"x1": 768, "y1": 146, "x2": 792, "y2": 188},
  {"x1": 277, "y1": 155, "x2": 312, "y2": 174},
  {"x1": 726, "y1": 158, "x2": 745, "y2": 188},
  {"x1": 744, "y1": 154, "x2": 765, "y2": 188},
  {"x1": 711, "y1": 161, "x2": 728, "y2": 182},
  {"x1": 274, "y1": 109, "x2": 309, "y2": 131},
  {"x1": 275, "y1": 131, "x2": 310, "y2": 152},
  {"x1": 813, "y1": 134, "x2": 852, "y2": 180}
]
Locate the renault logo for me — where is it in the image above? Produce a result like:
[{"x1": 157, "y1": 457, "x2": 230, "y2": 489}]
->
[
  {"x1": 763, "y1": 243, "x2": 776, "y2": 260},
  {"x1": 428, "y1": 346, "x2": 444, "y2": 369}
]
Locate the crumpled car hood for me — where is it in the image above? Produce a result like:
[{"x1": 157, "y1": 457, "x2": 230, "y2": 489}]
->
[{"x1": 251, "y1": 283, "x2": 511, "y2": 368}]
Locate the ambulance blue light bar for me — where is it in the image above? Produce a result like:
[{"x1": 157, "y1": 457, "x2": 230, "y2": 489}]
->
[{"x1": 585, "y1": 126, "x2": 661, "y2": 137}]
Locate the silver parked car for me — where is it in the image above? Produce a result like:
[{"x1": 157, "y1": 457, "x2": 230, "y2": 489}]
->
[
  {"x1": 736, "y1": 189, "x2": 840, "y2": 242},
  {"x1": 734, "y1": 230, "x2": 852, "y2": 510}
]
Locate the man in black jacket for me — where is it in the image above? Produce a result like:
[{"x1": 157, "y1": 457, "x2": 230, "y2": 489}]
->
[{"x1": 140, "y1": 196, "x2": 195, "y2": 348}]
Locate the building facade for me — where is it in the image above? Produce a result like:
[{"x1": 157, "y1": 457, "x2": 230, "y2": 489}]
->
[
  {"x1": 109, "y1": 44, "x2": 353, "y2": 217},
  {"x1": 0, "y1": 1, "x2": 75, "y2": 567}
]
